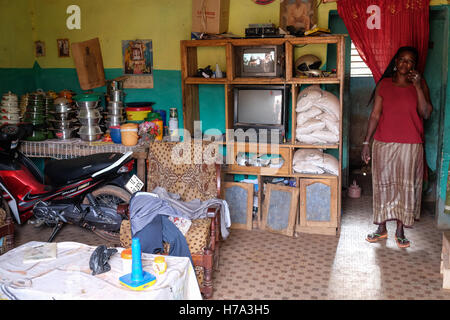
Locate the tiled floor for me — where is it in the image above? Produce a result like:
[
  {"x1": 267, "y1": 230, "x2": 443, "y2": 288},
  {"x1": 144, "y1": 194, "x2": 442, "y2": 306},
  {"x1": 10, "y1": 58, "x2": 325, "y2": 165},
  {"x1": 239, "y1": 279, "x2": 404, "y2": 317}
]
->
[{"x1": 11, "y1": 175, "x2": 450, "y2": 300}]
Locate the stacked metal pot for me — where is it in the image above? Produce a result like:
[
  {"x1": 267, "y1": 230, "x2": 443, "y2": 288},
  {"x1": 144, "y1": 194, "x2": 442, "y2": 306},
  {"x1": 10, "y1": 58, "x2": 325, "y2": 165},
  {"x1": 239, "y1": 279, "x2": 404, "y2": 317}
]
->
[
  {"x1": 47, "y1": 97, "x2": 78, "y2": 140},
  {"x1": 105, "y1": 79, "x2": 125, "y2": 128},
  {"x1": 0, "y1": 91, "x2": 20, "y2": 125},
  {"x1": 74, "y1": 93, "x2": 103, "y2": 141},
  {"x1": 22, "y1": 92, "x2": 47, "y2": 141}
]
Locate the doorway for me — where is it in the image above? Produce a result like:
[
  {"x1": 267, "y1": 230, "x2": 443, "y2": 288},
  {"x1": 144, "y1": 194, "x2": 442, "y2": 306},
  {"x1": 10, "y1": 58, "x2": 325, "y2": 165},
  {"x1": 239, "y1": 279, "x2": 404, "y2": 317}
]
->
[{"x1": 328, "y1": 8, "x2": 449, "y2": 217}]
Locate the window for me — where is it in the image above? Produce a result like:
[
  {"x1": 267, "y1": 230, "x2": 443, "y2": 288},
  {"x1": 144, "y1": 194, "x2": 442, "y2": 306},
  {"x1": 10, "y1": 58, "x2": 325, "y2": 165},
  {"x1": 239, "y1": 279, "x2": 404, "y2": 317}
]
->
[{"x1": 350, "y1": 42, "x2": 373, "y2": 78}]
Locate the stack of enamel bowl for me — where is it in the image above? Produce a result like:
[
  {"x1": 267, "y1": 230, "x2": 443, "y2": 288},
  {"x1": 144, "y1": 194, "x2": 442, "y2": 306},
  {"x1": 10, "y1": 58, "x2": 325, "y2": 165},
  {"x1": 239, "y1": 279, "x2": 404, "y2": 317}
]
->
[
  {"x1": 74, "y1": 93, "x2": 103, "y2": 142},
  {"x1": 0, "y1": 92, "x2": 20, "y2": 125},
  {"x1": 48, "y1": 97, "x2": 78, "y2": 140},
  {"x1": 23, "y1": 93, "x2": 47, "y2": 141},
  {"x1": 106, "y1": 79, "x2": 125, "y2": 128}
]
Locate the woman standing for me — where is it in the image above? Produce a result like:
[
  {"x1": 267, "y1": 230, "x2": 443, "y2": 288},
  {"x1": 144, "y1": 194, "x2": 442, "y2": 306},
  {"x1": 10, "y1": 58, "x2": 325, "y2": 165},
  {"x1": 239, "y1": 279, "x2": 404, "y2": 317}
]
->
[{"x1": 362, "y1": 46, "x2": 433, "y2": 248}]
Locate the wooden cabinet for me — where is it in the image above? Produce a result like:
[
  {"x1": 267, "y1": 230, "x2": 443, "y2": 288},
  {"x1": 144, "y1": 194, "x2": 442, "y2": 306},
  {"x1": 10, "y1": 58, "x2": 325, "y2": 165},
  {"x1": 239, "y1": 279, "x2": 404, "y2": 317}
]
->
[
  {"x1": 297, "y1": 177, "x2": 339, "y2": 235},
  {"x1": 180, "y1": 35, "x2": 345, "y2": 236}
]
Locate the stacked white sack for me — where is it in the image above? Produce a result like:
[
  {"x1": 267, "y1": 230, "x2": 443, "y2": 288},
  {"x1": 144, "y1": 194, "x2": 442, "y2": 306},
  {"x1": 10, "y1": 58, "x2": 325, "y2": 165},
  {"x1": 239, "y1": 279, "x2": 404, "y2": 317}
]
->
[
  {"x1": 292, "y1": 148, "x2": 339, "y2": 175},
  {"x1": 296, "y1": 85, "x2": 340, "y2": 144}
]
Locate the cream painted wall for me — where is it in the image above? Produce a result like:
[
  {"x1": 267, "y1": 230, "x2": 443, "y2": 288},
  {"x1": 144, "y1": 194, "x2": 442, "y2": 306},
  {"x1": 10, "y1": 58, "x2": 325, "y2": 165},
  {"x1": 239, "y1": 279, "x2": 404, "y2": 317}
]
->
[
  {"x1": 0, "y1": 0, "x2": 34, "y2": 68},
  {"x1": 0, "y1": 0, "x2": 446, "y2": 69}
]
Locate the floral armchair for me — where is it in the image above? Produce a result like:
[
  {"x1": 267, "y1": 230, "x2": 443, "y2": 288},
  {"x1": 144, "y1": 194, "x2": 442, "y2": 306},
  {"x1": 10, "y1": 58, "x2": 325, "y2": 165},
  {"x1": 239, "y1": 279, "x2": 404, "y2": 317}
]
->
[
  {"x1": 0, "y1": 203, "x2": 14, "y2": 255},
  {"x1": 119, "y1": 141, "x2": 222, "y2": 299}
]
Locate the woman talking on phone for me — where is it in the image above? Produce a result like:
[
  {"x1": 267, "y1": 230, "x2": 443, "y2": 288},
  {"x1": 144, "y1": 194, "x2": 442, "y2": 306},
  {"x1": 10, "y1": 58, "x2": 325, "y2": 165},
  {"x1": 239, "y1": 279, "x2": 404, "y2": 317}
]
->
[{"x1": 362, "y1": 46, "x2": 433, "y2": 248}]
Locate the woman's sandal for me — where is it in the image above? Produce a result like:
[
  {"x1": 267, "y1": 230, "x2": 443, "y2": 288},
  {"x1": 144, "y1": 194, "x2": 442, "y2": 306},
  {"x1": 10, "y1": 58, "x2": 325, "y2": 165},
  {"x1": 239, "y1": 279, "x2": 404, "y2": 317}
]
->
[
  {"x1": 395, "y1": 236, "x2": 410, "y2": 248},
  {"x1": 366, "y1": 232, "x2": 388, "y2": 243}
]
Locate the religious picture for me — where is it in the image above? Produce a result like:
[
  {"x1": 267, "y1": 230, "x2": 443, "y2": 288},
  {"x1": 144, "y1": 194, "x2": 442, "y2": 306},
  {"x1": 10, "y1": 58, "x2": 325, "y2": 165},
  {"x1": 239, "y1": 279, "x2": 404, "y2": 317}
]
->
[
  {"x1": 35, "y1": 41, "x2": 45, "y2": 57},
  {"x1": 57, "y1": 39, "x2": 70, "y2": 57},
  {"x1": 280, "y1": 0, "x2": 317, "y2": 33},
  {"x1": 122, "y1": 40, "x2": 153, "y2": 75}
]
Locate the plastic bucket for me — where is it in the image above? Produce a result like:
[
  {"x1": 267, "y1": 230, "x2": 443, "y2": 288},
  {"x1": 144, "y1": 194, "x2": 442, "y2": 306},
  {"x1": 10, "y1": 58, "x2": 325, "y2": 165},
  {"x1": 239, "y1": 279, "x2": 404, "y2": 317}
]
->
[
  {"x1": 126, "y1": 106, "x2": 152, "y2": 122},
  {"x1": 110, "y1": 126, "x2": 122, "y2": 144},
  {"x1": 120, "y1": 123, "x2": 139, "y2": 146}
]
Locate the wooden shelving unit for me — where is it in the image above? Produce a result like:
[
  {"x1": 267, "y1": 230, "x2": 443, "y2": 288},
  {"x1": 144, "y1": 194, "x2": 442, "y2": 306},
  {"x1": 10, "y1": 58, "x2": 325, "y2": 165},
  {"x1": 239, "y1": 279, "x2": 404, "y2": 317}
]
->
[{"x1": 180, "y1": 35, "x2": 346, "y2": 236}]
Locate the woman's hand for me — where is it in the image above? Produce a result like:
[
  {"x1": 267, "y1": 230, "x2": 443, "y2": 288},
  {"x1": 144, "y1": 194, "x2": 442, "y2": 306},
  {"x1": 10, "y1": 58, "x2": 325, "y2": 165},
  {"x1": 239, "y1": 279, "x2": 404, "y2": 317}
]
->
[
  {"x1": 361, "y1": 144, "x2": 371, "y2": 164},
  {"x1": 407, "y1": 69, "x2": 422, "y2": 87}
]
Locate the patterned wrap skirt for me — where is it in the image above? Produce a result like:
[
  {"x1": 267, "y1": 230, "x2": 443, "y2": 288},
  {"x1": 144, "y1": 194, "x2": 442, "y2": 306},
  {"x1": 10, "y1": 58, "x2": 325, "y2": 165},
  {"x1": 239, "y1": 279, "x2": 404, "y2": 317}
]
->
[{"x1": 372, "y1": 140, "x2": 423, "y2": 227}]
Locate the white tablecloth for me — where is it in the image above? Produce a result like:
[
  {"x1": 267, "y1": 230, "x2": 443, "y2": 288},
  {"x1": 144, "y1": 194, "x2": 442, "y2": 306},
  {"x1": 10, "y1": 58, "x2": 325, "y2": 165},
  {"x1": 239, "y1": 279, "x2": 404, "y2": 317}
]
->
[{"x1": 0, "y1": 241, "x2": 202, "y2": 300}]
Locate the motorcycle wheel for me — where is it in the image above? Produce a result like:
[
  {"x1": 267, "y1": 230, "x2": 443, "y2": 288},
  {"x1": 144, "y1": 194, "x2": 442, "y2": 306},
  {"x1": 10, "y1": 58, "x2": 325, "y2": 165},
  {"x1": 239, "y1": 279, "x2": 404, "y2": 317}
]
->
[
  {"x1": 82, "y1": 185, "x2": 131, "y2": 244},
  {"x1": 84, "y1": 185, "x2": 131, "y2": 208}
]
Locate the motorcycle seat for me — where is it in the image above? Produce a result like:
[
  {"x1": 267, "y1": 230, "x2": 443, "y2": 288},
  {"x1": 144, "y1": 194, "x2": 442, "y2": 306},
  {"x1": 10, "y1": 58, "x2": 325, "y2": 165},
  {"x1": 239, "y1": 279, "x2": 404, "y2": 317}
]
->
[{"x1": 44, "y1": 153, "x2": 128, "y2": 186}]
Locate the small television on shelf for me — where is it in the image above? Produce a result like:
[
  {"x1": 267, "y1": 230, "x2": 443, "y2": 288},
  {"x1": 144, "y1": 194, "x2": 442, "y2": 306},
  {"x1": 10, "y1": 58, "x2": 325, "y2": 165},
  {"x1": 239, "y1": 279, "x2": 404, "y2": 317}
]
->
[
  {"x1": 235, "y1": 45, "x2": 284, "y2": 78},
  {"x1": 233, "y1": 85, "x2": 289, "y2": 144}
]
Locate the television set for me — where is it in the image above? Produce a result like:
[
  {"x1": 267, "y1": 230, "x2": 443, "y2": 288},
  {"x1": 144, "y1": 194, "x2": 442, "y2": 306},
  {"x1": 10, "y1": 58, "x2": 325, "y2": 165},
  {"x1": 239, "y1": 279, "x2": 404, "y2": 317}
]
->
[
  {"x1": 235, "y1": 45, "x2": 284, "y2": 78},
  {"x1": 233, "y1": 85, "x2": 289, "y2": 144}
]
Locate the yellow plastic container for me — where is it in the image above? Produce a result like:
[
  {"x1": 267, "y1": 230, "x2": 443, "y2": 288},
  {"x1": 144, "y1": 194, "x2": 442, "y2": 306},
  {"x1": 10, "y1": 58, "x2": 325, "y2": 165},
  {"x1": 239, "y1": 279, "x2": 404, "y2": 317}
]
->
[
  {"x1": 121, "y1": 248, "x2": 132, "y2": 274},
  {"x1": 121, "y1": 123, "x2": 139, "y2": 146},
  {"x1": 153, "y1": 256, "x2": 167, "y2": 275},
  {"x1": 126, "y1": 107, "x2": 152, "y2": 121}
]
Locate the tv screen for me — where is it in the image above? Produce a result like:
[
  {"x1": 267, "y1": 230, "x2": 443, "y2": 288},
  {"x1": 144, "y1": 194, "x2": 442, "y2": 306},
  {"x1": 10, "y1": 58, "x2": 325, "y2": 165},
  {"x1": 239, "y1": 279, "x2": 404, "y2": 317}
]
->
[
  {"x1": 235, "y1": 45, "x2": 284, "y2": 77},
  {"x1": 236, "y1": 88, "x2": 282, "y2": 125},
  {"x1": 242, "y1": 50, "x2": 275, "y2": 75}
]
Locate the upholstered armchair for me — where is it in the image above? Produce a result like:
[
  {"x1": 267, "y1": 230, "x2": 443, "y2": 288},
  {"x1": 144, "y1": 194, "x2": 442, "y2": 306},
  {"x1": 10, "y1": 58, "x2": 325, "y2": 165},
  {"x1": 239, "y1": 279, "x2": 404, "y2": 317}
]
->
[
  {"x1": 0, "y1": 204, "x2": 14, "y2": 255},
  {"x1": 119, "y1": 141, "x2": 222, "y2": 299}
]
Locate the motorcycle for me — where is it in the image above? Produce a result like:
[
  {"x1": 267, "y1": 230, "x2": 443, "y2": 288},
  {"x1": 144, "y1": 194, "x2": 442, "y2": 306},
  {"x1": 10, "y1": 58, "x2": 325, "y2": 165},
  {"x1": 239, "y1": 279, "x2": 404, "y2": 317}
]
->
[{"x1": 0, "y1": 123, "x2": 141, "y2": 241}]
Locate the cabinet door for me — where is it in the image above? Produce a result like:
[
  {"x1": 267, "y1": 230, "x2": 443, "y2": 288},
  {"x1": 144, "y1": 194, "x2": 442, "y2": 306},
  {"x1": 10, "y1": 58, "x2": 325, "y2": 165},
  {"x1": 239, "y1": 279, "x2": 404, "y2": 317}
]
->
[{"x1": 299, "y1": 178, "x2": 338, "y2": 229}]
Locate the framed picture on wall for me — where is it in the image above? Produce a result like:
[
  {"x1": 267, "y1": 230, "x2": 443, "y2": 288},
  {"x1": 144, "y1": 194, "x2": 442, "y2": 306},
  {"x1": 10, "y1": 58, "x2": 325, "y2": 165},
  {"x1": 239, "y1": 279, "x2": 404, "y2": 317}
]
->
[
  {"x1": 57, "y1": 39, "x2": 70, "y2": 57},
  {"x1": 122, "y1": 40, "x2": 153, "y2": 75},
  {"x1": 121, "y1": 39, "x2": 154, "y2": 88},
  {"x1": 34, "y1": 41, "x2": 45, "y2": 57}
]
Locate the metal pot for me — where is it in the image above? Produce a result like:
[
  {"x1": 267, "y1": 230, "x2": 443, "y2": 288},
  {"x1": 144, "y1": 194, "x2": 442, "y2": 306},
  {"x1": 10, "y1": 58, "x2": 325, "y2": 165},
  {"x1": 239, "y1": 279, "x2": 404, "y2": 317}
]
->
[
  {"x1": 106, "y1": 79, "x2": 124, "y2": 92},
  {"x1": 108, "y1": 101, "x2": 123, "y2": 108},
  {"x1": 48, "y1": 119, "x2": 78, "y2": 129},
  {"x1": 78, "y1": 125, "x2": 103, "y2": 141},
  {"x1": 105, "y1": 114, "x2": 124, "y2": 127},
  {"x1": 76, "y1": 100, "x2": 99, "y2": 109},
  {"x1": 106, "y1": 106, "x2": 124, "y2": 116},
  {"x1": 78, "y1": 117, "x2": 101, "y2": 126},
  {"x1": 47, "y1": 111, "x2": 77, "y2": 121},
  {"x1": 53, "y1": 98, "x2": 72, "y2": 113},
  {"x1": 109, "y1": 90, "x2": 125, "y2": 102},
  {"x1": 78, "y1": 108, "x2": 101, "y2": 119},
  {"x1": 50, "y1": 127, "x2": 78, "y2": 140}
]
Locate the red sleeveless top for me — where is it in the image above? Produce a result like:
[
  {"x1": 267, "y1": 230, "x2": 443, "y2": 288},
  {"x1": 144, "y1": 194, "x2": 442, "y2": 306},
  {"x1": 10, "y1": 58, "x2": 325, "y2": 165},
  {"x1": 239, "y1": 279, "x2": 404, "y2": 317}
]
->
[{"x1": 373, "y1": 77, "x2": 423, "y2": 144}]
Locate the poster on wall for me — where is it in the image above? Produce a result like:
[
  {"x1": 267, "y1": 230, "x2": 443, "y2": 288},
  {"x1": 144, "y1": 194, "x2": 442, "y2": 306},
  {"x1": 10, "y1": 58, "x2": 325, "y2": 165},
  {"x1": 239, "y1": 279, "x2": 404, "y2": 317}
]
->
[
  {"x1": 279, "y1": 0, "x2": 318, "y2": 34},
  {"x1": 121, "y1": 39, "x2": 154, "y2": 88},
  {"x1": 71, "y1": 38, "x2": 106, "y2": 90},
  {"x1": 34, "y1": 41, "x2": 45, "y2": 57},
  {"x1": 57, "y1": 39, "x2": 70, "y2": 57}
]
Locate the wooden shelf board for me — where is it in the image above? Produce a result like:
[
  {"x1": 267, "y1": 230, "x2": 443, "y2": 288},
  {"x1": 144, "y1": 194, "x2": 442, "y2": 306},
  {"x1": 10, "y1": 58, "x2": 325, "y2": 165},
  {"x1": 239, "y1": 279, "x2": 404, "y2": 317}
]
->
[
  {"x1": 184, "y1": 77, "x2": 341, "y2": 85},
  {"x1": 184, "y1": 77, "x2": 228, "y2": 84},
  {"x1": 218, "y1": 141, "x2": 339, "y2": 149}
]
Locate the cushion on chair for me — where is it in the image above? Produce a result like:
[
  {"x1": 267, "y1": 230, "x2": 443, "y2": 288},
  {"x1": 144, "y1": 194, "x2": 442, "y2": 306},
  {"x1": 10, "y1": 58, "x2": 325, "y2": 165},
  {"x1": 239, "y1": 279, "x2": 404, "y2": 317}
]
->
[
  {"x1": 0, "y1": 207, "x2": 14, "y2": 255},
  {"x1": 185, "y1": 218, "x2": 211, "y2": 254},
  {"x1": 147, "y1": 142, "x2": 220, "y2": 202}
]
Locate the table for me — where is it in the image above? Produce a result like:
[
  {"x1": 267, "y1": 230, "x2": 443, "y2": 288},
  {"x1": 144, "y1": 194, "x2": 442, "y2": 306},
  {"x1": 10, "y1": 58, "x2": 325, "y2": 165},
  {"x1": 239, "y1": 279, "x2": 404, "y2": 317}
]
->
[
  {"x1": 19, "y1": 139, "x2": 148, "y2": 184},
  {"x1": 0, "y1": 241, "x2": 202, "y2": 300}
]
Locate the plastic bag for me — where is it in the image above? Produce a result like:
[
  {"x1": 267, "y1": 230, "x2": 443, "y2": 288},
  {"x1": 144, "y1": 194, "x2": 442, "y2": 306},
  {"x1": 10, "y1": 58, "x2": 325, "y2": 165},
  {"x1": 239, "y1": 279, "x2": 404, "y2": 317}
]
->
[
  {"x1": 89, "y1": 245, "x2": 118, "y2": 275},
  {"x1": 296, "y1": 106, "x2": 323, "y2": 126},
  {"x1": 296, "y1": 85, "x2": 323, "y2": 112},
  {"x1": 296, "y1": 119, "x2": 326, "y2": 135}
]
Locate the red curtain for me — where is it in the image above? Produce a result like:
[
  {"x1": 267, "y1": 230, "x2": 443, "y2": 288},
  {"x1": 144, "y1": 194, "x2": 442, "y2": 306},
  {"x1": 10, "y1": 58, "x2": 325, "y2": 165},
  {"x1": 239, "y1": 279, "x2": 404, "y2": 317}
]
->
[{"x1": 337, "y1": 0, "x2": 430, "y2": 83}]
